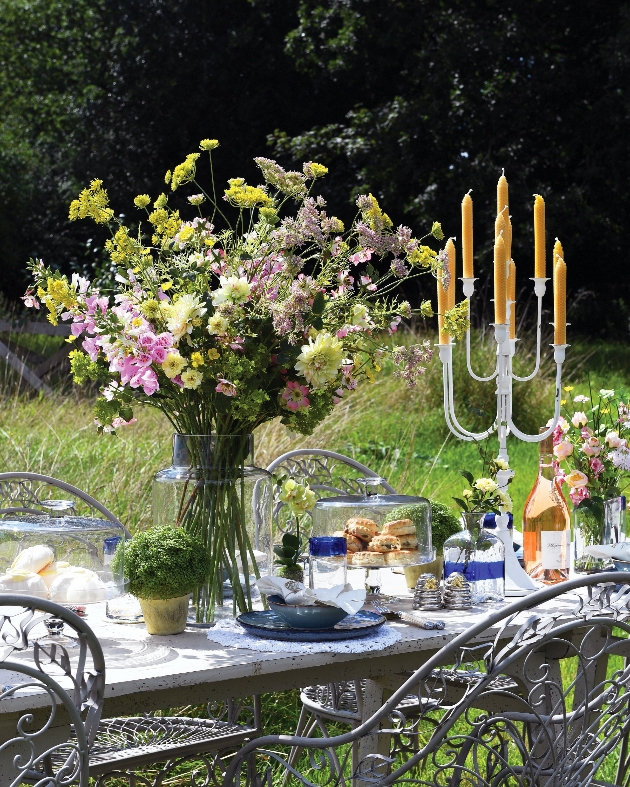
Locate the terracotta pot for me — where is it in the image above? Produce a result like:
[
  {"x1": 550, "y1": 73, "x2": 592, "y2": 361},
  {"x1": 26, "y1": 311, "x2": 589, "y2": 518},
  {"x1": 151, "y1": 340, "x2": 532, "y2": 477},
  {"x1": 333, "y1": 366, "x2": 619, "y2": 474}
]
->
[
  {"x1": 404, "y1": 556, "x2": 444, "y2": 589},
  {"x1": 138, "y1": 595, "x2": 190, "y2": 635}
]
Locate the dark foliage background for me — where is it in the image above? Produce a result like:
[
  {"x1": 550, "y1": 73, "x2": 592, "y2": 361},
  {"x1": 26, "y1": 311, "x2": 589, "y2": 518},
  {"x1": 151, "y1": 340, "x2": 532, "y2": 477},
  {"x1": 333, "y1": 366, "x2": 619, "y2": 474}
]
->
[{"x1": 1, "y1": 0, "x2": 629, "y2": 335}]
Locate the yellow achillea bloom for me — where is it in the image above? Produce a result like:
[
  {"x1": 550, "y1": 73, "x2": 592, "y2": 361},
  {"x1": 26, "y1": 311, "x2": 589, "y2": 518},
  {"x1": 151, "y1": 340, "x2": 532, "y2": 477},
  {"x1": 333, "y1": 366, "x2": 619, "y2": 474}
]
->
[
  {"x1": 199, "y1": 139, "x2": 219, "y2": 151},
  {"x1": 224, "y1": 178, "x2": 273, "y2": 209},
  {"x1": 105, "y1": 226, "x2": 142, "y2": 265},
  {"x1": 360, "y1": 193, "x2": 392, "y2": 231},
  {"x1": 140, "y1": 300, "x2": 161, "y2": 320},
  {"x1": 170, "y1": 154, "x2": 200, "y2": 191},
  {"x1": 69, "y1": 179, "x2": 114, "y2": 224},
  {"x1": 134, "y1": 194, "x2": 151, "y2": 209},
  {"x1": 303, "y1": 162, "x2": 328, "y2": 178},
  {"x1": 207, "y1": 348, "x2": 220, "y2": 360},
  {"x1": 190, "y1": 351, "x2": 205, "y2": 368},
  {"x1": 408, "y1": 245, "x2": 437, "y2": 268}
]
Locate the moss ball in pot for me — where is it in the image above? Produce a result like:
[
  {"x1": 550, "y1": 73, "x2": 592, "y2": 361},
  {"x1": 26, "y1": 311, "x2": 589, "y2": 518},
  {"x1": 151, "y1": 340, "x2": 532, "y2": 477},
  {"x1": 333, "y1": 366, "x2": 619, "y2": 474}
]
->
[{"x1": 113, "y1": 525, "x2": 211, "y2": 634}]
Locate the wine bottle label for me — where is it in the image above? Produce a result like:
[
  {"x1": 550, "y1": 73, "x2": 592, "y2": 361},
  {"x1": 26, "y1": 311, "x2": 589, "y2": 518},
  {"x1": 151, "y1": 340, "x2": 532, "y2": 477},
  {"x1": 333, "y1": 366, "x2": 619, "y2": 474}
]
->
[{"x1": 541, "y1": 530, "x2": 570, "y2": 569}]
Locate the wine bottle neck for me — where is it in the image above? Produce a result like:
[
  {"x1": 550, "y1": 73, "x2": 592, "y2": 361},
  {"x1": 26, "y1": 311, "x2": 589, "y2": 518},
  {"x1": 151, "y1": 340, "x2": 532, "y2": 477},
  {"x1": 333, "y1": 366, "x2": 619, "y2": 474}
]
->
[{"x1": 538, "y1": 452, "x2": 556, "y2": 480}]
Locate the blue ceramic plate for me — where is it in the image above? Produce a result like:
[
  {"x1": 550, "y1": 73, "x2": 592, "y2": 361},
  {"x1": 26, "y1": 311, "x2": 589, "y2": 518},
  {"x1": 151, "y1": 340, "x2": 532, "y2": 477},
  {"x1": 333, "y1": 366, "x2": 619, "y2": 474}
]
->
[
  {"x1": 236, "y1": 610, "x2": 386, "y2": 641},
  {"x1": 266, "y1": 595, "x2": 348, "y2": 629}
]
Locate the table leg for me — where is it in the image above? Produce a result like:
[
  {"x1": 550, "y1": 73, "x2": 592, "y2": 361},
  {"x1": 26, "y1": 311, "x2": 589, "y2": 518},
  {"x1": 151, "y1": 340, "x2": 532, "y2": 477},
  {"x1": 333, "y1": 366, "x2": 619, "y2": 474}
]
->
[{"x1": 355, "y1": 678, "x2": 392, "y2": 787}]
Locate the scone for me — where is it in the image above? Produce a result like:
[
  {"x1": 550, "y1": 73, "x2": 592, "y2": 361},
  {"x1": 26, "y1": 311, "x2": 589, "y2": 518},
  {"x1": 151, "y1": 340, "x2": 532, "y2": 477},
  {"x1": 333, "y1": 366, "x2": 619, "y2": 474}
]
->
[
  {"x1": 385, "y1": 549, "x2": 419, "y2": 565},
  {"x1": 351, "y1": 551, "x2": 385, "y2": 567},
  {"x1": 345, "y1": 517, "x2": 379, "y2": 540},
  {"x1": 334, "y1": 531, "x2": 364, "y2": 553},
  {"x1": 382, "y1": 519, "x2": 416, "y2": 536},
  {"x1": 367, "y1": 534, "x2": 400, "y2": 552},
  {"x1": 397, "y1": 535, "x2": 418, "y2": 549}
]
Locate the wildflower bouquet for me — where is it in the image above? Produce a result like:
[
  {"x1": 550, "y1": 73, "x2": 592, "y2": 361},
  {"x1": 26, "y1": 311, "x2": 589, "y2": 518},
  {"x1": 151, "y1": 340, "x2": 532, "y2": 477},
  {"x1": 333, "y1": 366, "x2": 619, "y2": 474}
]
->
[
  {"x1": 24, "y1": 141, "x2": 456, "y2": 619},
  {"x1": 552, "y1": 385, "x2": 630, "y2": 548}
]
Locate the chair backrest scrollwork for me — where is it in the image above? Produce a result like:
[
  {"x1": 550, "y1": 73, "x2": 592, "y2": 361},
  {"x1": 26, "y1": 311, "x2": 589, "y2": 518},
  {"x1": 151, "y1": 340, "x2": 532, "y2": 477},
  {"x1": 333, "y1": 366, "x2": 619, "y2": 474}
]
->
[{"x1": 223, "y1": 573, "x2": 630, "y2": 787}]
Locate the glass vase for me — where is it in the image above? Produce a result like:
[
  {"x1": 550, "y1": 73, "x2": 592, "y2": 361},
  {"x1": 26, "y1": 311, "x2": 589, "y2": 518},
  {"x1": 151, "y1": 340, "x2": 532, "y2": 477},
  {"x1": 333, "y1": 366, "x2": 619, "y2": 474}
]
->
[
  {"x1": 573, "y1": 496, "x2": 626, "y2": 573},
  {"x1": 153, "y1": 434, "x2": 272, "y2": 622},
  {"x1": 443, "y1": 512, "x2": 505, "y2": 603}
]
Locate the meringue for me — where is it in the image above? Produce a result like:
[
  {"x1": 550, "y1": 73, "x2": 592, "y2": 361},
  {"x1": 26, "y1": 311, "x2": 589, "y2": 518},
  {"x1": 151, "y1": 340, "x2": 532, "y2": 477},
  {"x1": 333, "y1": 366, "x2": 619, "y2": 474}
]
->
[
  {"x1": 49, "y1": 567, "x2": 107, "y2": 604},
  {"x1": 11, "y1": 545, "x2": 54, "y2": 574},
  {"x1": 0, "y1": 569, "x2": 48, "y2": 598},
  {"x1": 38, "y1": 561, "x2": 71, "y2": 589}
]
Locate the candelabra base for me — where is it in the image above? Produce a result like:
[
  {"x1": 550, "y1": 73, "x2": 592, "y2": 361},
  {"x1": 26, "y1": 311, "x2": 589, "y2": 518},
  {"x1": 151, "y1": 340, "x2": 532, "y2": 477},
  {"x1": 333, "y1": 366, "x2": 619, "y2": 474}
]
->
[{"x1": 494, "y1": 514, "x2": 540, "y2": 593}]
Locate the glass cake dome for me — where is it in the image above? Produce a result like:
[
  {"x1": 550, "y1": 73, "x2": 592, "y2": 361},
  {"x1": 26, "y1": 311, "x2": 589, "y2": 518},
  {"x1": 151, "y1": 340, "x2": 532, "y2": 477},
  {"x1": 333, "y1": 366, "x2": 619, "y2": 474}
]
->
[
  {"x1": 0, "y1": 512, "x2": 126, "y2": 604},
  {"x1": 312, "y1": 479, "x2": 434, "y2": 569}
]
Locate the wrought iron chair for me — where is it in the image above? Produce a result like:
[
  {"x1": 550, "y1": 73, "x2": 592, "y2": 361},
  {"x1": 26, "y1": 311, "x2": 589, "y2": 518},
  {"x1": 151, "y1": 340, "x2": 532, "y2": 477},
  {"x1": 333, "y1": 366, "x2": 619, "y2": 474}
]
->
[
  {"x1": 0, "y1": 473, "x2": 262, "y2": 787},
  {"x1": 266, "y1": 450, "x2": 420, "y2": 775},
  {"x1": 223, "y1": 572, "x2": 630, "y2": 787},
  {"x1": 0, "y1": 594, "x2": 105, "y2": 786}
]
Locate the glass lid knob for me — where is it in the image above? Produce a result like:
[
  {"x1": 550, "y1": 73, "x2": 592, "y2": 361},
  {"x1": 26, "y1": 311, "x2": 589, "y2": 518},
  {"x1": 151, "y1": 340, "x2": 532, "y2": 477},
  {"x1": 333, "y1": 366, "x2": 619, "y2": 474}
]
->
[
  {"x1": 40, "y1": 499, "x2": 76, "y2": 518},
  {"x1": 356, "y1": 477, "x2": 387, "y2": 497}
]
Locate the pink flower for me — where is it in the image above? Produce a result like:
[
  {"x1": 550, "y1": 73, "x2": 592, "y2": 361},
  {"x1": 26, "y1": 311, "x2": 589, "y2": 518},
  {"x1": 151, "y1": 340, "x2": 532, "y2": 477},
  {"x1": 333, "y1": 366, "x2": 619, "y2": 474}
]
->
[
  {"x1": 572, "y1": 411, "x2": 588, "y2": 428},
  {"x1": 130, "y1": 367, "x2": 159, "y2": 396},
  {"x1": 82, "y1": 337, "x2": 100, "y2": 362},
  {"x1": 22, "y1": 295, "x2": 40, "y2": 309},
  {"x1": 605, "y1": 430, "x2": 624, "y2": 448},
  {"x1": 589, "y1": 457, "x2": 605, "y2": 476},
  {"x1": 570, "y1": 486, "x2": 591, "y2": 506},
  {"x1": 111, "y1": 416, "x2": 137, "y2": 429},
  {"x1": 553, "y1": 441, "x2": 574, "y2": 461},
  {"x1": 216, "y1": 378, "x2": 237, "y2": 396},
  {"x1": 554, "y1": 465, "x2": 566, "y2": 485},
  {"x1": 154, "y1": 332, "x2": 174, "y2": 348},
  {"x1": 580, "y1": 427, "x2": 594, "y2": 439},
  {"x1": 348, "y1": 249, "x2": 373, "y2": 265},
  {"x1": 281, "y1": 381, "x2": 310, "y2": 411},
  {"x1": 581, "y1": 437, "x2": 601, "y2": 457},
  {"x1": 565, "y1": 469, "x2": 589, "y2": 488},
  {"x1": 150, "y1": 346, "x2": 168, "y2": 364}
]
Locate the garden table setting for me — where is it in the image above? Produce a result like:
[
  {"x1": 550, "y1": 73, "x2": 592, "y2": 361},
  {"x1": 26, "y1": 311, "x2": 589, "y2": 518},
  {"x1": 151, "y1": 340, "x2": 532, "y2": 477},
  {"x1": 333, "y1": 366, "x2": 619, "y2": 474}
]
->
[{"x1": 5, "y1": 147, "x2": 630, "y2": 787}]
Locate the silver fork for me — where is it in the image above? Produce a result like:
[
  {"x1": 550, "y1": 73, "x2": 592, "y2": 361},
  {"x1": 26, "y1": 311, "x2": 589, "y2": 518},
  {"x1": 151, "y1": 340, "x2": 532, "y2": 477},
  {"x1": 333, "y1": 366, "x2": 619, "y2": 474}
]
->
[{"x1": 371, "y1": 598, "x2": 401, "y2": 620}]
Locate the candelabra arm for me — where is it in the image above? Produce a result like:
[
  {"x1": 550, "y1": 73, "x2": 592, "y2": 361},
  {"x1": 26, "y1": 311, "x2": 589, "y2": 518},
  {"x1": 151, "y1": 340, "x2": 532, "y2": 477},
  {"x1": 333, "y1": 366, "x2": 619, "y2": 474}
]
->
[
  {"x1": 507, "y1": 345, "x2": 566, "y2": 442},
  {"x1": 464, "y1": 296, "x2": 498, "y2": 383},
  {"x1": 439, "y1": 344, "x2": 495, "y2": 442},
  {"x1": 511, "y1": 282, "x2": 547, "y2": 382}
]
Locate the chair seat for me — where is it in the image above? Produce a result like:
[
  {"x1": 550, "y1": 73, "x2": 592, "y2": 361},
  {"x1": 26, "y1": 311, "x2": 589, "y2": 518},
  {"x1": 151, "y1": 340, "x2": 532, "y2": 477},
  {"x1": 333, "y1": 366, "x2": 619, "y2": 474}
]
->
[{"x1": 88, "y1": 716, "x2": 259, "y2": 773}]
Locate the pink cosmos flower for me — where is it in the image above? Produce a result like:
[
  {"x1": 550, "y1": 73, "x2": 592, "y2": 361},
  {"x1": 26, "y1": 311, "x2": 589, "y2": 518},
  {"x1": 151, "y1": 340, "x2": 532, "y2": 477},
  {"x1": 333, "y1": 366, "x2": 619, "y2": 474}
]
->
[
  {"x1": 348, "y1": 249, "x2": 373, "y2": 265},
  {"x1": 216, "y1": 379, "x2": 237, "y2": 396},
  {"x1": 111, "y1": 417, "x2": 137, "y2": 429},
  {"x1": 281, "y1": 381, "x2": 310, "y2": 411}
]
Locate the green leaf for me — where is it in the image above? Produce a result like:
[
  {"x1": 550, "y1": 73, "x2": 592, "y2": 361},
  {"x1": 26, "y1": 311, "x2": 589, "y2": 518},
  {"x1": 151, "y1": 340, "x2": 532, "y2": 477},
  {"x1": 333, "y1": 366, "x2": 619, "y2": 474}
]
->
[
  {"x1": 312, "y1": 316, "x2": 323, "y2": 330},
  {"x1": 282, "y1": 533, "x2": 300, "y2": 550},
  {"x1": 312, "y1": 291, "x2": 325, "y2": 315},
  {"x1": 452, "y1": 497, "x2": 469, "y2": 511},
  {"x1": 460, "y1": 470, "x2": 475, "y2": 485}
]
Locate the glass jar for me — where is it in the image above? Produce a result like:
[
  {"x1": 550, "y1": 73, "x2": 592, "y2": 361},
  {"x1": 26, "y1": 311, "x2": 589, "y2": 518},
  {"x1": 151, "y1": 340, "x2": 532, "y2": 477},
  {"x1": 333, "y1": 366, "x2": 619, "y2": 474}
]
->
[
  {"x1": 573, "y1": 495, "x2": 626, "y2": 573},
  {"x1": 312, "y1": 480, "x2": 434, "y2": 571},
  {"x1": 443, "y1": 512, "x2": 505, "y2": 603},
  {"x1": 152, "y1": 433, "x2": 272, "y2": 621},
  {"x1": 308, "y1": 537, "x2": 347, "y2": 590}
]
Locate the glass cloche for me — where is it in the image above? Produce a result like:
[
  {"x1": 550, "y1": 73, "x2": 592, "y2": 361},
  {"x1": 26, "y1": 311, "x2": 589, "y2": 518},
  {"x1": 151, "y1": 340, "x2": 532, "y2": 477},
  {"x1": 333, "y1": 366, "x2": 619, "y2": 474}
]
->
[
  {"x1": 312, "y1": 479, "x2": 434, "y2": 569},
  {"x1": 0, "y1": 510, "x2": 126, "y2": 604}
]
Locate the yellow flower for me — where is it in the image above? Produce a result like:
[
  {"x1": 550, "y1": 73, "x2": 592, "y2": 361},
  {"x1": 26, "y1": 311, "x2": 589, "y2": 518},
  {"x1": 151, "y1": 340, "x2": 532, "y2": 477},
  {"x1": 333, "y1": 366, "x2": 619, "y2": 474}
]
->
[
  {"x1": 177, "y1": 226, "x2": 195, "y2": 244},
  {"x1": 165, "y1": 170, "x2": 172, "y2": 185},
  {"x1": 131, "y1": 317, "x2": 143, "y2": 328},
  {"x1": 303, "y1": 162, "x2": 328, "y2": 179},
  {"x1": 68, "y1": 179, "x2": 114, "y2": 224},
  {"x1": 160, "y1": 280, "x2": 173, "y2": 292},
  {"x1": 564, "y1": 385, "x2": 574, "y2": 392},
  {"x1": 473, "y1": 478, "x2": 498, "y2": 494},
  {"x1": 171, "y1": 153, "x2": 200, "y2": 191},
  {"x1": 133, "y1": 194, "x2": 151, "y2": 209},
  {"x1": 199, "y1": 139, "x2": 220, "y2": 150},
  {"x1": 431, "y1": 221, "x2": 444, "y2": 240},
  {"x1": 224, "y1": 178, "x2": 273, "y2": 208},
  {"x1": 295, "y1": 331, "x2": 344, "y2": 389},
  {"x1": 359, "y1": 193, "x2": 392, "y2": 231},
  {"x1": 140, "y1": 299, "x2": 161, "y2": 320},
  {"x1": 207, "y1": 348, "x2": 220, "y2": 360},
  {"x1": 180, "y1": 369, "x2": 203, "y2": 389},
  {"x1": 365, "y1": 366, "x2": 376, "y2": 383},
  {"x1": 161, "y1": 352, "x2": 187, "y2": 379},
  {"x1": 154, "y1": 193, "x2": 168, "y2": 209},
  {"x1": 207, "y1": 315, "x2": 229, "y2": 336},
  {"x1": 190, "y1": 351, "x2": 205, "y2": 368}
]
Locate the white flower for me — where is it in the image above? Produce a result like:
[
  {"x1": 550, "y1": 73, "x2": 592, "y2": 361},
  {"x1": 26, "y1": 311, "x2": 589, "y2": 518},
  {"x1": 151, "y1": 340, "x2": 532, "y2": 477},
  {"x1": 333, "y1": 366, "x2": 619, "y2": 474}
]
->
[
  {"x1": 161, "y1": 293, "x2": 207, "y2": 341},
  {"x1": 295, "y1": 331, "x2": 344, "y2": 389},
  {"x1": 180, "y1": 369, "x2": 203, "y2": 389},
  {"x1": 350, "y1": 304, "x2": 372, "y2": 329},
  {"x1": 207, "y1": 314, "x2": 229, "y2": 336},
  {"x1": 606, "y1": 430, "x2": 624, "y2": 448},
  {"x1": 600, "y1": 389, "x2": 615, "y2": 399},
  {"x1": 498, "y1": 490, "x2": 513, "y2": 513},
  {"x1": 571, "y1": 412, "x2": 588, "y2": 428},
  {"x1": 473, "y1": 478, "x2": 498, "y2": 494},
  {"x1": 212, "y1": 276, "x2": 251, "y2": 307},
  {"x1": 573, "y1": 394, "x2": 589, "y2": 403},
  {"x1": 188, "y1": 252, "x2": 205, "y2": 266},
  {"x1": 610, "y1": 447, "x2": 630, "y2": 471},
  {"x1": 494, "y1": 457, "x2": 510, "y2": 471}
]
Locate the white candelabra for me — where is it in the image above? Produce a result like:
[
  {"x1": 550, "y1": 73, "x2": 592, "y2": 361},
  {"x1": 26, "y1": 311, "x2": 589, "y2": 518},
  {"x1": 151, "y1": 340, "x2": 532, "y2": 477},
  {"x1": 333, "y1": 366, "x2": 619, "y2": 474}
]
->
[{"x1": 439, "y1": 276, "x2": 568, "y2": 594}]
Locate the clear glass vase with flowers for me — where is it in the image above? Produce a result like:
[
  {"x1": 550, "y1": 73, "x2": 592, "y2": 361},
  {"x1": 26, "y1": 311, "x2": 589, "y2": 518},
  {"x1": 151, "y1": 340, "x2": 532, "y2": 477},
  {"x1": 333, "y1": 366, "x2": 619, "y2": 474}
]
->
[
  {"x1": 551, "y1": 385, "x2": 630, "y2": 571},
  {"x1": 446, "y1": 457, "x2": 511, "y2": 602},
  {"x1": 23, "y1": 141, "x2": 465, "y2": 621}
]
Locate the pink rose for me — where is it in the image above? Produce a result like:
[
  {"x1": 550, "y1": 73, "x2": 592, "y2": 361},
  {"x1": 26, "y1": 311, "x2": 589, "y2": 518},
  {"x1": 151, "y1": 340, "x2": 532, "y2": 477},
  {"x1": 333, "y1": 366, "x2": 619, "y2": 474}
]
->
[
  {"x1": 553, "y1": 441, "x2": 574, "y2": 461},
  {"x1": 589, "y1": 457, "x2": 605, "y2": 476},
  {"x1": 581, "y1": 437, "x2": 601, "y2": 457},
  {"x1": 571, "y1": 412, "x2": 588, "y2": 428},
  {"x1": 606, "y1": 430, "x2": 624, "y2": 448},
  {"x1": 570, "y1": 486, "x2": 591, "y2": 506}
]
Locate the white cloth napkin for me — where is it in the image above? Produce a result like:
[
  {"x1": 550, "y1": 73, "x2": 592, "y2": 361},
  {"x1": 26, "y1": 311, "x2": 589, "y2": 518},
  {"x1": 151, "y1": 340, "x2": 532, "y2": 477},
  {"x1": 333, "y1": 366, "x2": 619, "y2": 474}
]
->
[
  {"x1": 256, "y1": 576, "x2": 366, "y2": 615},
  {"x1": 584, "y1": 543, "x2": 630, "y2": 561}
]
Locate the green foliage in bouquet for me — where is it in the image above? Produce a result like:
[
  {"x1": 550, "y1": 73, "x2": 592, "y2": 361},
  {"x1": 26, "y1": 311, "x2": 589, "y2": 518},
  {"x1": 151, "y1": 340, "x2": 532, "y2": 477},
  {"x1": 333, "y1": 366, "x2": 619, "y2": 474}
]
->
[{"x1": 114, "y1": 525, "x2": 211, "y2": 600}]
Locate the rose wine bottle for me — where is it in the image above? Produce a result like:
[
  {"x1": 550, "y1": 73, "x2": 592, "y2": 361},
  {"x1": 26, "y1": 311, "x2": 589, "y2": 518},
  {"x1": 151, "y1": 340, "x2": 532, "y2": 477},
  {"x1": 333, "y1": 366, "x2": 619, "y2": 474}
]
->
[{"x1": 523, "y1": 429, "x2": 571, "y2": 584}]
